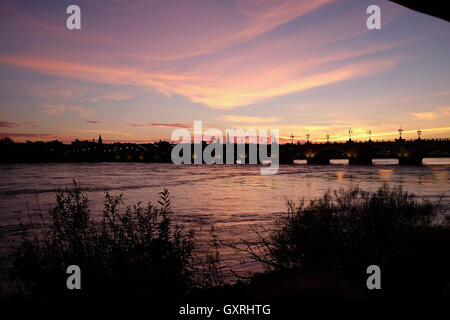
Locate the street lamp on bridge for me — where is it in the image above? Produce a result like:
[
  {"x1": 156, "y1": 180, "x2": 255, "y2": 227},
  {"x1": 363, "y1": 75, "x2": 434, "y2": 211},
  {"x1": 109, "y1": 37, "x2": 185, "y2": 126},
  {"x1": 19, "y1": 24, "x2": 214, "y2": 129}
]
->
[
  {"x1": 306, "y1": 133, "x2": 311, "y2": 144},
  {"x1": 398, "y1": 126, "x2": 404, "y2": 141},
  {"x1": 367, "y1": 129, "x2": 372, "y2": 142},
  {"x1": 417, "y1": 129, "x2": 422, "y2": 140},
  {"x1": 326, "y1": 134, "x2": 330, "y2": 144},
  {"x1": 348, "y1": 128, "x2": 353, "y2": 142}
]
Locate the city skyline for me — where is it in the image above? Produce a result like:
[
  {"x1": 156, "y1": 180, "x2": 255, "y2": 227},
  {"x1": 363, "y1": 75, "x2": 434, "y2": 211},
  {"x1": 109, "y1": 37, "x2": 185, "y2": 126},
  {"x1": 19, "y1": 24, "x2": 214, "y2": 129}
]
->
[{"x1": 1, "y1": 0, "x2": 450, "y2": 143}]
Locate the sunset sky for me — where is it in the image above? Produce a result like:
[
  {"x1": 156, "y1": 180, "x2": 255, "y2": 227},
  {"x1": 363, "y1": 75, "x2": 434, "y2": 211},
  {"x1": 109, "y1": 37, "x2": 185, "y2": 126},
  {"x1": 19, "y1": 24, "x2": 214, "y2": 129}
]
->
[{"x1": 0, "y1": 0, "x2": 449, "y2": 143}]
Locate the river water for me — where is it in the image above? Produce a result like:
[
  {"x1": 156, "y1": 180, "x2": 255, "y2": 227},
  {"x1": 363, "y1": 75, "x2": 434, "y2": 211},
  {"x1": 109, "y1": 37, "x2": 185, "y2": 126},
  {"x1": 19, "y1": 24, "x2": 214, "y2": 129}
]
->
[{"x1": 1, "y1": 159, "x2": 449, "y2": 278}]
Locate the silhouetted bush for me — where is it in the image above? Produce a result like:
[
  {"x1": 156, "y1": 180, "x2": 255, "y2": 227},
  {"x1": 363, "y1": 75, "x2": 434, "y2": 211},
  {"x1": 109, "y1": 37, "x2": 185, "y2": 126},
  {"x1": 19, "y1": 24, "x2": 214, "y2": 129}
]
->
[
  {"x1": 11, "y1": 181, "x2": 196, "y2": 299},
  {"x1": 237, "y1": 184, "x2": 450, "y2": 298}
]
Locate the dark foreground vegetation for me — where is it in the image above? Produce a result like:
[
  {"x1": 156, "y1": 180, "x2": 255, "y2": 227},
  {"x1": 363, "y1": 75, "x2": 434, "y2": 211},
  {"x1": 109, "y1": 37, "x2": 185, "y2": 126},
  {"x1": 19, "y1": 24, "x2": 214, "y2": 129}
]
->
[
  {"x1": 6, "y1": 183, "x2": 204, "y2": 299},
  {"x1": 223, "y1": 186, "x2": 450, "y2": 299},
  {"x1": 3, "y1": 183, "x2": 450, "y2": 300}
]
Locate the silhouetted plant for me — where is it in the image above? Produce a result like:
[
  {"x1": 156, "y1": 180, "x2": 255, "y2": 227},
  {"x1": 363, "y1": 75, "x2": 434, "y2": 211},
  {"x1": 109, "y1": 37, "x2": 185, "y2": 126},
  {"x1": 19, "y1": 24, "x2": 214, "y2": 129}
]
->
[
  {"x1": 234, "y1": 184, "x2": 450, "y2": 298},
  {"x1": 270, "y1": 185, "x2": 440, "y2": 268},
  {"x1": 11, "y1": 181, "x2": 196, "y2": 299},
  {"x1": 199, "y1": 227, "x2": 225, "y2": 288}
]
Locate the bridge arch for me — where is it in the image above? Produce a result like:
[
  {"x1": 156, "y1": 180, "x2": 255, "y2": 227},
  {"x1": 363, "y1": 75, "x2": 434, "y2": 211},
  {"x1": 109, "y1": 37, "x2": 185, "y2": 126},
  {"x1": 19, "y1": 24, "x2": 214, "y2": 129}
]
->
[
  {"x1": 305, "y1": 146, "x2": 348, "y2": 164},
  {"x1": 396, "y1": 144, "x2": 434, "y2": 165}
]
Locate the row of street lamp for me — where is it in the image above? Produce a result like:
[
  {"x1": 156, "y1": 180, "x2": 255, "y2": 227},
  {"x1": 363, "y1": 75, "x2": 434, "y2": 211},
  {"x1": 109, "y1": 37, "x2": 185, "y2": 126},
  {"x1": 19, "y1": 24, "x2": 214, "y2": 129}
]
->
[{"x1": 290, "y1": 127, "x2": 423, "y2": 144}]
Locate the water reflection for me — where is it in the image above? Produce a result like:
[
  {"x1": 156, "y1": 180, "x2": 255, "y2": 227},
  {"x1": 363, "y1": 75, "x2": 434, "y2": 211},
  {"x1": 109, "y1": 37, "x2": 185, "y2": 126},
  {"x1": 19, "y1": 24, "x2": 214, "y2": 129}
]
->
[
  {"x1": 377, "y1": 169, "x2": 393, "y2": 182},
  {"x1": 330, "y1": 159, "x2": 348, "y2": 165},
  {"x1": 373, "y1": 159, "x2": 398, "y2": 165},
  {"x1": 423, "y1": 158, "x2": 450, "y2": 165}
]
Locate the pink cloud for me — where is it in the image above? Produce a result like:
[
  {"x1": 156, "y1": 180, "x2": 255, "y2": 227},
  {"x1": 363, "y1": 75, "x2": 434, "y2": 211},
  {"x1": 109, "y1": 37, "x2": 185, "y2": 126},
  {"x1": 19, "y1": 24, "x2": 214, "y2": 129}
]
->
[
  {"x1": 42, "y1": 103, "x2": 66, "y2": 115},
  {"x1": 0, "y1": 0, "x2": 410, "y2": 111},
  {"x1": 0, "y1": 132, "x2": 56, "y2": 140},
  {"x1": 42, "y1": 103, "x2": 91, "y2": 117},
  {"x1": 0, "y1": 121, "x2": 19, "y2": 128},
  {"x1": 23, "y1": 121, "x2": 39, "y2": 128},
  {"x1": 0, "y1": 52, "x2": 399, "y2": 110},
  {"x1": 129, "y1": 123, "x2": 193, "y2": 129}
]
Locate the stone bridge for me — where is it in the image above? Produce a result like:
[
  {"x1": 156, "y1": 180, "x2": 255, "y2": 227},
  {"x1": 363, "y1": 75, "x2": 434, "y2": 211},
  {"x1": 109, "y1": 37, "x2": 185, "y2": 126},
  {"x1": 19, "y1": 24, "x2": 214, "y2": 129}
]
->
[{"x1": 279, "y1": 139, "x2": 450, "y2": 165}]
